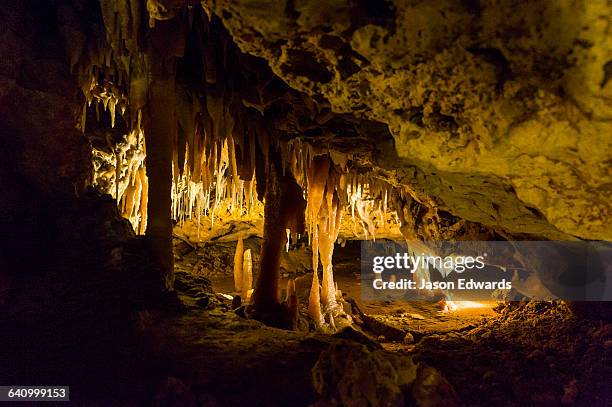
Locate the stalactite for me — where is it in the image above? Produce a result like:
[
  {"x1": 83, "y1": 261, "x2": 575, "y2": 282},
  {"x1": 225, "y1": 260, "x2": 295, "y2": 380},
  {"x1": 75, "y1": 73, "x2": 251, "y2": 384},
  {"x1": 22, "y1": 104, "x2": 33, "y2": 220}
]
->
[
  {"x1": 319, "y1": 191, "x2": 343, "y2": 314},
  {"x1": 303, "y1": 154, "x2": 347, "y2": 328},
  {"x1": 306, "y1": 156, "x2": 329, "y2": 240},
  {"x1": 318, "y1": 198, "x2": 335, "y2": 309}
]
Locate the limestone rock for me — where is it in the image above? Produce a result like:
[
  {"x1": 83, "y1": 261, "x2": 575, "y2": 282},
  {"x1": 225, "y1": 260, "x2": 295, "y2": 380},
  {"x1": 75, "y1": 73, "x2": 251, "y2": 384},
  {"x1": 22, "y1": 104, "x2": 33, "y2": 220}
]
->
[{"x1": 209, "y1": 0, "x2": 612, "y2": 241}]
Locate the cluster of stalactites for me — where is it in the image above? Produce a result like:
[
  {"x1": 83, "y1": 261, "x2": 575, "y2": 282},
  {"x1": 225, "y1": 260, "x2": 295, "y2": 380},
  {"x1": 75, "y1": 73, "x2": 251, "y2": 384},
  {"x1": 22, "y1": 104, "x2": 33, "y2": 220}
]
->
[
  {"x1": 282, "y1": 139, "x2": 352, "y2": 195},
  {"x1": 81, "y1": 21, "x2": 149, "y2": 236},
  {"x1": 171, "y1": 134, "x2": 259, "y2": 238},
  {"x1": 76, "y1": 1, "x2": 401, "y2": 242},
  {"x1": 73, "y1": 0, "x2": 151, "y2": 134},
  {"x1": 92, "y1": 112, "x2": 148, "y2": 234},
  {"x1": 75, "y1": 1, "x2": 151, "y2": 236},
  {"x1": 346, "y1": 173, "x2": 399, "y2": 240},
  {"x1": 75, "y1": 2, "x2": 265, "y2": 235},
  {"x1": 304, "y1": 155, "x2": 345, "y2": 328},
  {"x1": 289, "y1": 150, "x2": 402, "y2": 329},
  {"x1": 284, "y1": 139, "x2": 399, "y2": 241}
]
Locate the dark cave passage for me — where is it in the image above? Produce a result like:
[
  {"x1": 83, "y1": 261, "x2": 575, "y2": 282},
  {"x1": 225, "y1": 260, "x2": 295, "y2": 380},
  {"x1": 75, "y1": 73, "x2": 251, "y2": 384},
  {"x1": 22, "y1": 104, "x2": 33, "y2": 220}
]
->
[{"x1": 0, "y1": 0, "x2": 611, "y2": 406}]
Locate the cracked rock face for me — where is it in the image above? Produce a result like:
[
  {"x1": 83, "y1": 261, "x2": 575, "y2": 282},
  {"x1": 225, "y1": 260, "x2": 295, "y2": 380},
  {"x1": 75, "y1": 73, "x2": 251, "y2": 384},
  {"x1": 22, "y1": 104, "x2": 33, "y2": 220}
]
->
[{"x1": 209, "y1": 0, "x2": 612, "y2": 240}]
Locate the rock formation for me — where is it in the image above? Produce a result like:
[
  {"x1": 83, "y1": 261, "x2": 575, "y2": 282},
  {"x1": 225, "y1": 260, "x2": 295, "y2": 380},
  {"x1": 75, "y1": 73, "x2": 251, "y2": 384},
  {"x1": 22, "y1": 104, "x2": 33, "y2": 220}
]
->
[
  {"x1": 0, "y1": 1, "x2": 610, "y2": 405},
  {"x1": 208, "y1": 0, "x2": 612, "y2": 241}
]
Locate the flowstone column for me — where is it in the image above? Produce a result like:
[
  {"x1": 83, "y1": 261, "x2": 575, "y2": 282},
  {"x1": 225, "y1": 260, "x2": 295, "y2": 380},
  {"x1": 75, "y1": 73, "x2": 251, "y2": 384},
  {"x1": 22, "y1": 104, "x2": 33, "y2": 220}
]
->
[
  {"x1": 145, "y1": 51, "x2": 176, "y2": 292},
  {"x1": 251, "y1": 153, "x2": 306, "y2": 328}
]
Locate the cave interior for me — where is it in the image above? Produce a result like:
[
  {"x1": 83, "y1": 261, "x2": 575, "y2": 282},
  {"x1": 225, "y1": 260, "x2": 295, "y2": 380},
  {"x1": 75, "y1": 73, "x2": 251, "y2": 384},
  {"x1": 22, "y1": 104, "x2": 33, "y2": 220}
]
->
[{"x1": 0, "y1": 0, "x2": 611, "y2": 406}]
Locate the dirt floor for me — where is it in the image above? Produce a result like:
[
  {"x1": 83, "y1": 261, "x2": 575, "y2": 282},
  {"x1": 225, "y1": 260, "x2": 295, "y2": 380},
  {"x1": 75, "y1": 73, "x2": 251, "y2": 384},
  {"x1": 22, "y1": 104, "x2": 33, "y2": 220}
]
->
[
  {"x1": 172, "y1": 236, "x2": 612, "y2": 407},
  {"x1": 415, "y1": 301, "x2": 612, "y2": 406}
]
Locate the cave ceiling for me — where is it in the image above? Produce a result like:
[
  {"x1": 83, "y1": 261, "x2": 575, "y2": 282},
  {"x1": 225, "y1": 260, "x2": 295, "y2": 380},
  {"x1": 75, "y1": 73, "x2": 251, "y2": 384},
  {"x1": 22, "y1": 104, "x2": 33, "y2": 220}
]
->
[
  {"x1": 61, "y1": 0, "x2": 611, "y2": 241},
  {"x1": 206, "y1": 0, "x2": 612, "y2": 241}
]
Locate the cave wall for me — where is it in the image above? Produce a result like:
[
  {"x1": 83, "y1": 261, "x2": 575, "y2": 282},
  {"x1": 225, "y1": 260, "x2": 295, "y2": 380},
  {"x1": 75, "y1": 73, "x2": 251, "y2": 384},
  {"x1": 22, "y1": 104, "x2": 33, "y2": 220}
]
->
[
  {"x1": 0, "y1": 0, "x2": 92, "y2": 196},
  {"x1": 0, "y1": 1, "x2": 97, "y2": 195},
  {"x1": 0, "y1": 0, "x2": 91, "y2": 288},
  {"x1": 0, "y1": 0, "x2": 159, "y2": 331},
  {"x1": 207, "y1": 0, "x2": 612, "y2": 241}
]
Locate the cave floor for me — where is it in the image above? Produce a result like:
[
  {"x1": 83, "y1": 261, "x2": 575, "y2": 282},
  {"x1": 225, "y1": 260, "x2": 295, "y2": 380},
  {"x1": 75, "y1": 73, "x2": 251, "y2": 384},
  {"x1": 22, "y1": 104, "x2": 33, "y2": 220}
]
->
[
  {"x1": 181, "y1": 235, "x2": 499, "y2": 346},
  {"x1": 208, "y1": 264, "x2": 498, "y2": 349},
  {"x1": 169, "y1": 236, "x2": 612, "y2": 407},
  {"x1": 4, "y1": 235, "x2": 608, "y2": 406}
]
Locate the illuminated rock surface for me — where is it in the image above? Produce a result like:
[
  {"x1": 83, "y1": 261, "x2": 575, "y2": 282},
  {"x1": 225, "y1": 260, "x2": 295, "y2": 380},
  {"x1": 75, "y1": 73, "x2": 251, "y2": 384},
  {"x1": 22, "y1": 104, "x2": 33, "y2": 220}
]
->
[
  {"x1": 0, "y1": 1, "x2": 610, "y2": 406},
  {"x1": 209, "y1": 0, "x2": 612, "y2": 241}
]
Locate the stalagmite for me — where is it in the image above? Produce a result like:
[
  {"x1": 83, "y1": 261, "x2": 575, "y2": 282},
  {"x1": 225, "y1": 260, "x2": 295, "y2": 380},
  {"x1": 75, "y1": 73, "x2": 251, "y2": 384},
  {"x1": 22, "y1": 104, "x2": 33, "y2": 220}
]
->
[
  {"x1": 234, "y1": 237, "x2": 244, "y2": 292},
  {"x1": 242, "y1": 248, "x2": 253, "y2": 302},
  {"x1": 308, "y1": 208, "x2": 323, "y2": 326},
  {"x1": 137, "y1": 166, "x2": 148, "y2": 235},
  {"x1": 312, "y1": 224, "x2": 320, "y2": 280},
  {"x1": 285, "y1": 279, "x2": 298, "y2": 329},
  {"x1": 318, "y1": 200, "x2": 335, "y2": 309},
  {"x1": 308, "y1": 267, "x2": 324, "y2": 326}
]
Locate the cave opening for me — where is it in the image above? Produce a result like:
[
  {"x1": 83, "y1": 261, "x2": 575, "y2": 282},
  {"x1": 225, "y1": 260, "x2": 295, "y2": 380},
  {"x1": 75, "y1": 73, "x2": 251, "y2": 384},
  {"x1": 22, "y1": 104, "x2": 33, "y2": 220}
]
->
[{"x1": 1, "y1": 0, "x2": 611, "y2": 406}]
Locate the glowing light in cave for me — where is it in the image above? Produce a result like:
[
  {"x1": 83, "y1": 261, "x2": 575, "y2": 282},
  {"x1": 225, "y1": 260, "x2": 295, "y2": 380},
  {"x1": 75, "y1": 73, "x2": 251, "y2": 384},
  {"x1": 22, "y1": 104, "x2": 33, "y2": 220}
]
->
[{"x1": 440, "y1": 299, "x2": 490, "y2": 313}]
